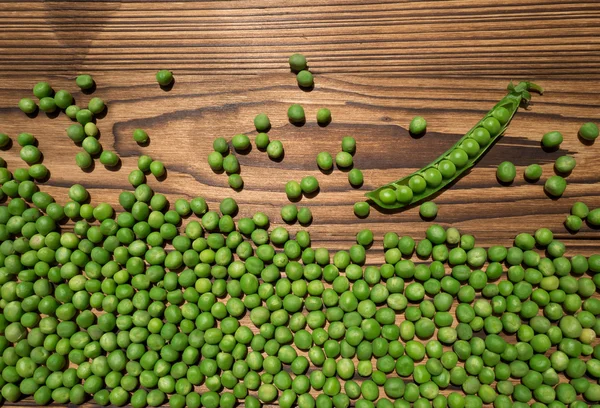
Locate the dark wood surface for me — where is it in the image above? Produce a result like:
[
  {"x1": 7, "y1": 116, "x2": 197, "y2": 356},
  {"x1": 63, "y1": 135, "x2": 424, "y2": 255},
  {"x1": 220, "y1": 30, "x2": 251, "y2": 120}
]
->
[{"x1": 1, "y1": 1, "x2": 600, "y2": 406}]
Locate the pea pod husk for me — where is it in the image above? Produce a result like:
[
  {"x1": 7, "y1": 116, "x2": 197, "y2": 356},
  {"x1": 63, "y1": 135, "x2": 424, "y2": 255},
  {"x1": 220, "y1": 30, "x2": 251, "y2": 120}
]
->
[{"x1": 366, "y1": 81, "x2": 543, "y2": 209}]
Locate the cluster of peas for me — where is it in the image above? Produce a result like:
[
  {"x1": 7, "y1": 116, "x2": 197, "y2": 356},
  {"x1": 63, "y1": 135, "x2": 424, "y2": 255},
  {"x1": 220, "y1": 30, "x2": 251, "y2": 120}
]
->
[
  {"x1": 17, "y1": 76, "x2": 122, "y2": 171},
  {"x1": 497, "y1": 124, "x2": 599, "y2": 198},
  {"x1": 288, "y1": 54, "x2": 315, "y2": 89},
  {"x1": 0, "y1": 152, "x2": 600, "y2": 408}
]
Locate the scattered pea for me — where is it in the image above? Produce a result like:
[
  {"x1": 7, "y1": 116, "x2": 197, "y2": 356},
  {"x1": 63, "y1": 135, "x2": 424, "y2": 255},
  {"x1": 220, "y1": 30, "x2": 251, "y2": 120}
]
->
[
  {"x1": 496, "y1": 161, "x2": 516, "y2": 183},
  {"x1": 578, "y1": 122, "x2": 599, "y2": 141},
  {"x1": 289, "y1": 53, "x2": 308, "y2": 72},
  {"x1": 297, "y1": 70, "x2": 314, "y2": 88},
  {"x1": 75, "y1": 74, "x2": 94, "y2": 90},
  {"x1": 524, "y1": 164, "x2": 542, "y2": 182},
  {"x1": 544, "y1": 175, "x2": 567, "y2": 197},
  {"x1": 409, "y1": 116, "x2": 427, "y2": 135},
  {"x1": 287, "y1": 104, "x2": 305, "y2": 124},
  {"x1": 541, "y1": 131, "x2": 563, "y2": 149},
  {"x1": 133, "y1": 129, "x2": 149, "y2": 144},
  {"x1": 156, "y1": 69, "x2": 174, "y2": 86},
  {"x1": 317, "y1": 108, "x2": 331, "y2": 125}
]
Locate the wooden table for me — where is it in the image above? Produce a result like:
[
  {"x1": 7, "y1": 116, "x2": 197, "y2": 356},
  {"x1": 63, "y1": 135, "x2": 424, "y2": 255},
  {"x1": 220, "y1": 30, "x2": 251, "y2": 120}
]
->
[{"x1": 1, "y1": 1, "x2": 599, "y2": 407}]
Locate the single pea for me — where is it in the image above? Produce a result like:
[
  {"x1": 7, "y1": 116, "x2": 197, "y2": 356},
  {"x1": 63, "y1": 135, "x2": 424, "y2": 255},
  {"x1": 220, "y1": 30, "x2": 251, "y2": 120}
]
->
[
  {"x1": 18, "y1": 98, "x2": 37, "y2": 114},
  {"x1": 285, "y1": 181, "x2": 302, "y2": 200},
  {"x1": 317, "y1": 152, "x2": 333, "y2": 171},
  {"x1": 378, "y1": 188, "x2": 396, "y2": 205},
  {"x1": 28, "y1": 163, "x2": 48, "y2": 180},
  {"x1": 420, "y1": 201, "x2": 438, "y2": 219},
  {"x1": 84, "y1": 122, "x2": 99, "y2": 137},
  {"x1": 565, "y1": 215, "x2": 582, "y2": 232},
  {"x1": 267, "y1": 141, "x2": 284, "y2": 160},
  {"x1": 223, "y1": 155, "x2": 240, "y2": 174},
  {"x1": 317, "y1": 108, "x2": 331, "y2": 125},
  {"x1": 39, "y1": 97, "x2": 57, "y2": 113},
  {"x1": 544, "y1": 175, "x2": 567, "y2": 197},
  {"x1": 409, "y1": 116, "x2": 427, "y2": 135},
  {"x1": 150, "y1": 161, "x2": 165, "y2": 177},
  {"x1": 289, "y1": 54, "x2": 308, "y2": 72},
  {"x1": 33, "y1": 81, "x2": 53, "y2": 98},
  {"x1": 554, "y1": 155, "x2": 576, "y2": 173},
  {"x1": 0, "y1": 133, "x2": 10, "y2": 148},
  {"x1": 254, "y1": 114, "x2": 271, "y2": 132},
  {"x1": 471, "y1": 127, "x2": 491, "y2": 146},
  {"x1": 17, "y1": 132, "x2": 35, "y2": 146},
  {"x1": 395, "y1": 185, "x2": 414, "y2": 204},
  {"x1": 76, "y1": 74, "x2": 94, "y2": 90},
  {"x1": 65, "y1": 105, "x2": 80, "y2": 119},
  {"x1": 76, "y1": 109, "x2": 93, "y2": 125},
  {"x1": 579, "y1": 122, "x2": 599, "y2": 141},
  {"x1": 228, "y1": 174, "x2": 243, "y2": 190},
  {"x1": 82, "y1": 136, "x2": 101, "y2": 155},
  {"x1": 571, "y1": 201, "x2": 589, "y2": 219},
  {"x1": 482, "y1": 117, "x2": 502, "y2": 136},
  {"x1": 354, "y1": 202, "x2": 370, "y2": 218},
  {"x1": 524, "y1": 164, "x2": 543, "y2": 181},
  {"x1": 300, "y1": 176, "x2": 319, "y2": 194},
  {"x1": 348, "y1": 168, "x2": 363, "y2": 187},
  {"x1": 542, "y1": 131, "x2": 563, "y2": 148},
  {"x1": 288, "y1": 104, "x2": 305, "y2": 124},
  {"x1": 588, "y1": 209, "x2": 600, "y2": 226},
  {"x1": 75, "y1": 151, "x2": 93, "y2": 169},
  {"x1": 297, "y1": 70, "x2": 314, "y2": 88},
  {"x1": 341, "y1": 137, "x2": 356, "y2": 155},
  {"x1": 232, "y1": 134, "x2": 251, "y2": 151},
  {"x1": 496, "y1": 161, "x2": 516, "y2": 183},
  {"x1": 207, "y1": 151, "x2": 224, "y2": 171},
  {"x1": 336, "y1": 152, "x2": 353, "y2": 168},
  {"x1": 281, "y1": 204, "x2": 298, "y2": 223},
  {"x1": 53, "y1": 90, "x2": 73, "y2": 110},
  {"x1": 67, "y1": 124, "x2": 85, "y2": 143},
  {"x1": 88, "y1": 97, "x2": 105, "y2": 114},
  {"x1": 133, "y1": 129, "x2": 149, "y2": 144},
  {"x1": 255, "y1": 133, "x2": 270, "y2": 149},
  {"x1": 20, "y1": 145, "x2": 42, "y2": 164},
  {"x1": 156, "y1": 70, "x2": 174, "y2": 86},
  {"x1": 297, "y1": 208, "x2": 312, "y2": 225},
  {"x1": 69, "y1": 184, "x2": 89, "y2": 203}
]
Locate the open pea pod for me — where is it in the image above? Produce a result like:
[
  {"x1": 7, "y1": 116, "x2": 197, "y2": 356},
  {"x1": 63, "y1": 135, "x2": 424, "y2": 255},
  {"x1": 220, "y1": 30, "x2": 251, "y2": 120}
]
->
[{"x1": 366, "y1": 81, "x2": 543, "y2": 209}]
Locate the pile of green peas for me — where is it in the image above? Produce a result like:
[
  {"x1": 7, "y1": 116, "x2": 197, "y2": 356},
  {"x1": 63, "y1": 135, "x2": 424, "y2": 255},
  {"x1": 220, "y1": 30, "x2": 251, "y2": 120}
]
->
[{"x1": 0, "y1": 160, "x2": 600, "y2": 408}]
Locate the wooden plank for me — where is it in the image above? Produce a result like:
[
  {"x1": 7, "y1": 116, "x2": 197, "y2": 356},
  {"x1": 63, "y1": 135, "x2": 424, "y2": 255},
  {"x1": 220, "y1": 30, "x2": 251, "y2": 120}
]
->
[{"x1": 0, "y1": 1, "x2": 599, "y2": 407}]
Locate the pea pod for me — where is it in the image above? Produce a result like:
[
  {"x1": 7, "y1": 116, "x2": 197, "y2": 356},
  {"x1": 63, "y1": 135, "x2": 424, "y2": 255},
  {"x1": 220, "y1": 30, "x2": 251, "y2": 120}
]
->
[{"x1": 366, "y1": 81, "x2": 543, "y2": 209}]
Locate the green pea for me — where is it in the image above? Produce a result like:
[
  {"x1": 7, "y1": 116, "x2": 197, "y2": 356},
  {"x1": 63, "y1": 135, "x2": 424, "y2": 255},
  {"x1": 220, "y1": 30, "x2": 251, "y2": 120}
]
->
[
  {"x1": 19, "y1": 98, "x2": 37, "y2": 114},
  {"x1": 267, "y1": 140, "x2": 284, "y2": 159},
  {"x1": 341, "y1": 137, "x2": 356, "y2": 155},
  {"x1": 76, "y1": 74, "x2": 94, "y2": 90},
  {"x1": 88, "y1": 97, "x2": 105, "y2": 114},
  {"x1": 254, "y1": 113, "x2": 270, "y2": 132},
  {"x1": 300, "y1": 176, "x2": 319, "y2": 194},
  {"x1": 348, "y1": 169, "x2": 363, "y2": 187},
  {"x1": 565, "y1": 215, "x2": 582, "y2": 232},
  {"x1": 524, "y1": 164, "x2": 542, "y2": 181},
  {"x1": 542, "y1": 131, "x2": 563, "y2": 148},
  {"x1": 228, "y1": 174, "x2": 243, "y2": 190},
  {"x1": 99, "y1": 151, "x2": 119, "y2": 167},
  {"x1": 496, "y1": 161, "x2": 516, "y2": 183},
  {"x1": 232, "y1": 134, "x2": 251, "y2": 151},
  {"x1": 288, "y1": 104, "x2": 305, "y2": 124},
  {"x1": 76, "y1": 109, "x2": 93, "y2": 125},
  {"x1": 354, "y1": 202, "x2": 370, "y2": 218},
  {"x1": 409, "y1": 116, "x2": 427, "y2": 135},
  {"x1": 420, "y1": 201, "x2": 438, "y2": 219},
  {"x1": 54, "y1": 90, "x2": 73, "y2": 110},
  {"x1": 317, "y1": 152, "x2": 333, "y2": 171},
  {"x1": 297, "y1": 70, "x2": 314, "y2": 88},
  {"x1": 39, "y1": 96, "x2": 57, "y2": 113},
  {"x1": 317, "y1": 108, "x2": 331, "y2": 125},
  {"x1": 156, "y1": 69, "x2": 174, "y2": 86},
  {"x1": 579, "y1": 122, "x2": 599, "y2": 141},
  {"x1": 544, "y1": 175, "x2": 567, "y2": 197},
  {"x1": 554, "y1": 155, "x2": 576, "y2": 173},
  {"x1": 255, "y1": 133, "x2": 270, "y2": 149},
  {"x1": 75, "y1": 151, "x2": 93, "y2": 170},
  {"x1": 336, "y1": 152, "x2": 353, "y2": 168},
  {"x1": 133, "y1": 129, "x2": 149, "y2": 144},
  {"x1": 289, "y1": 54, "x2": 308, "y2": 72}
]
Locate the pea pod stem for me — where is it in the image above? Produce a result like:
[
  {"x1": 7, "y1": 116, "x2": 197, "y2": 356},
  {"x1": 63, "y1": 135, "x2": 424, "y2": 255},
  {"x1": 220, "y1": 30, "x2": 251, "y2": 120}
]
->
[{"x1": 366, "y1": 81, "x2": 543, "y2": 210}]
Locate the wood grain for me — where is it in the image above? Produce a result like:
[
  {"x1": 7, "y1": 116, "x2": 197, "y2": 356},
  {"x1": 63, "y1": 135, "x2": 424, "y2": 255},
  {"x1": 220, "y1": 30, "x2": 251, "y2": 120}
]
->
[{"x1": 0, "y1": 1, "x2": 600, "y2": 407}]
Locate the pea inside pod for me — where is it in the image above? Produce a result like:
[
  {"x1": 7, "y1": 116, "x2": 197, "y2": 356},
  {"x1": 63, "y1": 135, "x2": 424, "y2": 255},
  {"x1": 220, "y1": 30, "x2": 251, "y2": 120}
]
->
[{"x1": 366, "y1": 81, "x2": 543, "y2": 209}]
